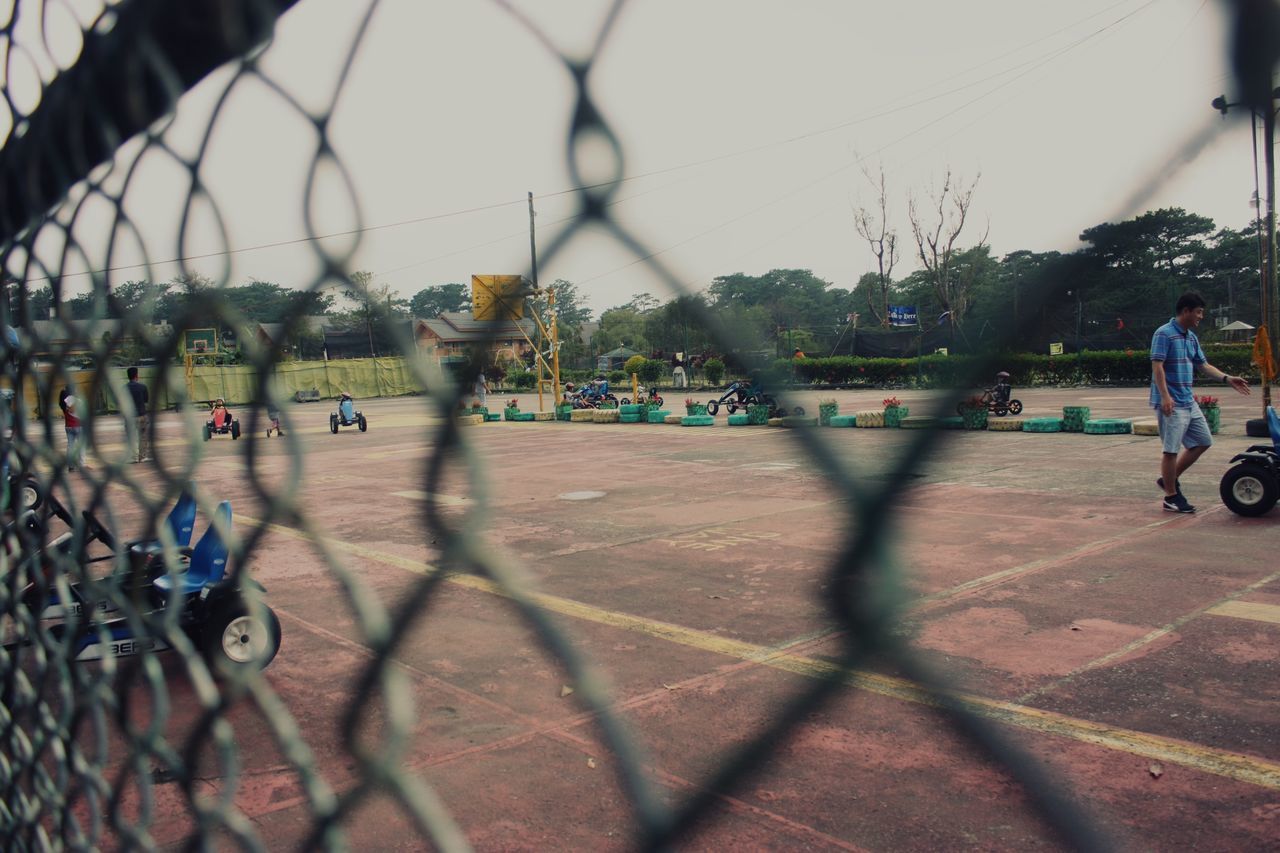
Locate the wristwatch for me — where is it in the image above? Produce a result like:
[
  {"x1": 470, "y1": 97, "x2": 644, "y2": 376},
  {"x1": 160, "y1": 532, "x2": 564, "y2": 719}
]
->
[{"x1": 1222, "y1": 374, "x2": 1232, "y2": 384}]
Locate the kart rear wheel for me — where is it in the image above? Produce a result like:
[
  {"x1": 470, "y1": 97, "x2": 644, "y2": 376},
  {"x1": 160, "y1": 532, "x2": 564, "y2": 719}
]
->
[
  {"x1": 330, "y1": 415, "x2": 338, "y2": 434},
  {"x1": 727, "y1": 403, "x2": 737, "y2": 414},
  {"x1": 994, "y1": 405, "x2": 1009, "y2": 417},
  {"x1": 620, "y1": 398, "x2": 630, "y2": 405},
  {"x1": 230, "y1": 421, "x2": 240, "y2": 440},
  {"x1": 202, "y1": 600, "x2": 282, "y2": 675},
  {"x1": 358, "y1": 414, "x2": 367, "y2": 432},
  {"x1": 1220, "y1": 462, "x2": 1279, "y2": 517},
  {"x1": 203, "y1": 424, "x2": 212, "y2": 441},
  {"x1": 1009, "y1": 400, "x2": 1023, "y2": 415},
  {"x1": 792, "y1": 406, "x2": 805, "y2": 417},
  {"x1": 16, "y1": 478, "x2": 41, "y2": 512},
  {"x1": 705, "y1": 400, "x2": 720, "y2": 416}
]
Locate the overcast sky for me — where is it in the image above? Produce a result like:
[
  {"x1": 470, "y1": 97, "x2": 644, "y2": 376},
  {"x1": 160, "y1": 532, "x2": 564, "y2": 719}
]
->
[{"x1": 12, "y1": 0, "x2": 1259, "y2": 314}]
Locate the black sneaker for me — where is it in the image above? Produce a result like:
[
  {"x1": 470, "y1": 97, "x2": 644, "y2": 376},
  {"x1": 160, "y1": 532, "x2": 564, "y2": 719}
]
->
[
  {"x1": 1162, "y1": 494, "x2": 1195, "y2": 513},
  {"x1": 1156, "y1": 477, "x2": 1182, "y2": 496}
]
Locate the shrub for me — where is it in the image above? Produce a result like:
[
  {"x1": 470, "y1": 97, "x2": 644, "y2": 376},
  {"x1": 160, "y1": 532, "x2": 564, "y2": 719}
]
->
[
  {"x1": 704, "y1": 358, "x2": 725, "y2": 385},
  {"x1": 623, "y1": 355, "x2": 646, "y2": 377},
  {"x1": 509, "y1": 370, "x2": 536, "y2": 390},
  {"x1": 638, "y1": 358, "x2": 665, "y2": 385},
  {"x1": 608, "y1": 370, "x2": 626, "y2": 385}
]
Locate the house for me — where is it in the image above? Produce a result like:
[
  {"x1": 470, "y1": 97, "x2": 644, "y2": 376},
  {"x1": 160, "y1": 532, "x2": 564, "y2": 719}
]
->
[{"x1": 414, "y1": 312, "x2": 536, "y2": 365}]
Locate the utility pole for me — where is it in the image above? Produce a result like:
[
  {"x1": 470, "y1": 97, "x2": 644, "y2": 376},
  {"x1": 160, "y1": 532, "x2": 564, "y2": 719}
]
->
[
  {"x1": 1216, "y1": 90, "x2": 1279, "y2": 410},
  {"x1": 528, "y1": 191, "x2": 539, "y2": 289}
]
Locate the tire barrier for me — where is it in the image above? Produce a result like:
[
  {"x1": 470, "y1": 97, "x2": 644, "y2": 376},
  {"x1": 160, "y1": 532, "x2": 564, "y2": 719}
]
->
[
  {"x1": 1024, "y1": 418, "x2": 1064, "y2": 433},
  {"x1": 1061, "y1": 406, "x2": 1090, "y2": 432},
  {"x1": 1083, "y1": 418, "x2": 1132, "y2": 435},
  {"x1": 987, "y1": 418, "x2": 1025, "y2": 431}
]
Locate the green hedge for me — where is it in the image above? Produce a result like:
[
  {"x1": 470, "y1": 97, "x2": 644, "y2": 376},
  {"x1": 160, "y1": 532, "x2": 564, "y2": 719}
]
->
[{"x1": 786, "y1": 346, "x2": 1259, "y2": 388}]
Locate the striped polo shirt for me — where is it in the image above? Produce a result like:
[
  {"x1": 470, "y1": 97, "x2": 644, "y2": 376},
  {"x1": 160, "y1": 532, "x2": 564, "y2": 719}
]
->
[{"x1": 1149, "y1": 317, "x2": 1205, "y2": 408}]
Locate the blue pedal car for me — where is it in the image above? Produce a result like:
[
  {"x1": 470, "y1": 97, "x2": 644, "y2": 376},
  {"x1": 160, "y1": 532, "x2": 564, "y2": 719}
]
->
[
  {"x1": 1220, "y1": 406, "x2": 1280, "y2": 516},
  {"x1": 330, "y1": 392, "x2": 367, "y2": 433},
  {"x1": 10, "y1": 490, "x2": 281, "y2": 674}
]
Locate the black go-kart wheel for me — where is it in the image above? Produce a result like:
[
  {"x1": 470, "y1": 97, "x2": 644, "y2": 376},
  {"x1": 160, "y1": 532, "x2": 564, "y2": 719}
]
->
[
  {"x1": 793, "y1": 406, "x2": 805, "y2": 417},
  {"x1": 202, "y1": 599, "x2": 282, "y2": 675},
  {"x1": 329, "y1": 414, "x2": 338, "y2": 434},
  {"x1": 705, "y1": 400, "x2": 720, "y2": 416},
  {"x1": 1220, "y1": 462, "x2": 1279, "y2": 517},
  {"x1": 358, "y1": 414, "x2": 367, "y2": 432},
  {"x1": 203, "y1": 424, "x2": 212, "y2": 441},
  {"x1": 653, "y1": 395, "x2": 663, "y2": 407},
  {"x1": 994, "y1": 405, "x2": 1009, "y2": 417},
  {"x1": 230, "y1": 421, "x2": 241, "y2": 440},
  {"x1": 620, "y1": 398, "x2": 630, "y2": 405},
  {"x1": 14, "y1": 478, "x2": 41, "y2": 512},
  {"x1": 1009, "y1": 400, "x2": 1023, "y2": 415}
]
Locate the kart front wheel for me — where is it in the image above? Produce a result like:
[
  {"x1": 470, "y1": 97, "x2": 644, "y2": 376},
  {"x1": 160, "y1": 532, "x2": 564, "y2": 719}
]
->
[
  {"x1": 358, "y1": 414, "x2": 367, "y2": 432},
  {"x1": 792, "y1": 406, "x2": 805, "y2": 417},
  {"x1": 230, "y1": 421, "x2": 241, "y2": 440},
  {"x1": 1009, "y1": 400, "x2": 1023, "y2": 415},
  {"x1": 203, "y1": 424, "x2": 212, "y2": 441},
  {"x1": 1220, "y1": 462, "x2": 1279, "y2": 517},
  {"x1": 705, "y1": 400, "x2": 720, "y2": 416},
  {"x1": 330, "y1": 415, "x2": 338, "y2": 434},
  {"x1": 994, "y1": 405, "x2": 1009, "y2": 417},
  {"x1": 202, "y1": 600, "x2": 282, "y2": 675}
]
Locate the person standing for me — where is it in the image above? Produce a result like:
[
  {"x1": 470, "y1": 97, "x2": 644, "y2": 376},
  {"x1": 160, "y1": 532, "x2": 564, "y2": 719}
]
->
[
  {"x1": 125, "y1": 366, "x2": 150, "y2": 462},
  {"x1": 63, "y1": 393, "x2": 84, "y2": 471},
  {"x1": 474, "y1": 370, "x2": 489, "y2": 407},
  {"x1": 1150, "y1": 292, "x2": 1251, "y2": 513},
  {"x1": 672, "y1": 353, "x2": 687, "y2": 389}
]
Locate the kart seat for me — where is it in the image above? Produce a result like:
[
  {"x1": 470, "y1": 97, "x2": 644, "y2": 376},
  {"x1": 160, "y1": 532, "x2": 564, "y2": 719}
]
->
[
  {"x1": 340, "y1": 399, "x2": 355, "y2": 421},
  {"x1": 152, "y1": 501, "x2": 230, "y2": 595},
  {"x1": 213, "y1": 408, "x2": 228, "y2": 429},
  {"x1": 166, "y1": 491, "x2": 197, "y2": 549},
  {"x1": 1268, "y1": 406, "x2": 1280, "y2": 449}
]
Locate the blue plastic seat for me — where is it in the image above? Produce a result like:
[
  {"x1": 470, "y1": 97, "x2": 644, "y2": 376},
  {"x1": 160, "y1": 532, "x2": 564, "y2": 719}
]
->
[
  {"x1": 165, "y1": 491, "x2": 197, "y2": 548},
  {"x1": 1268, "y1": 406, "x2": 1280, "y2": 449},
  {"x1": 153, "y1": 501, "x2": 230, "y2": 595},
  {"x1": 340, "y1": 398, "x2": 355, "y2": 421}
]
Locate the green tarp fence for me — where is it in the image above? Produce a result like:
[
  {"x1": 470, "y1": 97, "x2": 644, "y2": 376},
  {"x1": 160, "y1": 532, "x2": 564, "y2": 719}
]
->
[{"x1": 16, "y1": 357, "x2": 423, "y2": 415}]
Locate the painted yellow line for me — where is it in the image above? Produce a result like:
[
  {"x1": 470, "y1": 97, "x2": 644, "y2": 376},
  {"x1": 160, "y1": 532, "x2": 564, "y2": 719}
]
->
[
  {"x1": 1207, "y1": 600, "x2": 1280, "y2": 625},
  {"x1": 242, "y1": 514, "x2": 1280, "y2": 792},
  {"x1": 1018, "y1": 569, "x2": 1280, "y2": 705},
  {"x1": 391, "y1": 490, "x2": 471, "y2": 506}
]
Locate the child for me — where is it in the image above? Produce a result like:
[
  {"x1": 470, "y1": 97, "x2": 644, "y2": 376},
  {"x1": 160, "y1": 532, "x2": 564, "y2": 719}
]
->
[
  {"x1": 266, "y1": 403, "x2": 283, "y2": 437},
  {"x1": 992, "y1": 371, "x2": 1012, "y2": 404},
  {"x1": 63, "y1": 394, "x2": 84, "y2": 471}
]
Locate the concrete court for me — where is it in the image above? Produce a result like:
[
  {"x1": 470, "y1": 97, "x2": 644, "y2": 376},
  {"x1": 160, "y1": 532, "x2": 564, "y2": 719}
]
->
[{"x1": 62, "y1": 386, "x2": 1280, "y2": 850}]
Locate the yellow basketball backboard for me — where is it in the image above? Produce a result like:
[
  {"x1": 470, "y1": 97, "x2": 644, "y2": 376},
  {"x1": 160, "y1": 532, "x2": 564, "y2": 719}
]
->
[{"x1": 471, "y1": 275, "x2": 528, "y2": 322}]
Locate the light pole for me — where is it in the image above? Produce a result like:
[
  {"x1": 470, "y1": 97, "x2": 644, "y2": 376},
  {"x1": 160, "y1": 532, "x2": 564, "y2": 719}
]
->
[{"x1": 1214, "y1": 90, "x2": 1279, "y2": 412}]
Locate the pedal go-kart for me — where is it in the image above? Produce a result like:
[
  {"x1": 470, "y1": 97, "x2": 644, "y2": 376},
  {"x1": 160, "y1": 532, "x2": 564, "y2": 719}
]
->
[
  {"x1": 1220, "y1": 405, "x2": 1280, "y2": 517},
  {"x1": 566, "y1": 380, "x2": 619, "y2": 410},
  {"x1": 958, "y1": 372, "x2": 1023, "y2": 417},
  {"x1": 6, "y1": 490, "x2": 281, "y2": 674},
  {"x1": 330, "y1": 392, "x2": 367, "y2": 433},
  {"x1": 203, "y1": 399, "x2": 241, "y2": 441},
  {"x1": 619, "y1": 385, "x2": 663, "y2": 408}
]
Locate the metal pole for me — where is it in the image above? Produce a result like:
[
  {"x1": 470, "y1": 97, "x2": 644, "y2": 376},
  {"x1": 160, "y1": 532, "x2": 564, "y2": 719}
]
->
[
  {"x1": 528, "y1": 191, "x2": 539, "y2": 289},
  {"x1": 1265, "y1": 95, "x2": 1277, "y2": 408}
]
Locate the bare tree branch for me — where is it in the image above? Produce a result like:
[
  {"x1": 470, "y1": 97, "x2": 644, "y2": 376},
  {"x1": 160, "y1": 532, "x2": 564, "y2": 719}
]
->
[
  {"x1": 908, "y1": 170, "x2": 983, "y2": 330},
  {"x1": 853, "y1": 164, "x2": 898, "y2": 327}
]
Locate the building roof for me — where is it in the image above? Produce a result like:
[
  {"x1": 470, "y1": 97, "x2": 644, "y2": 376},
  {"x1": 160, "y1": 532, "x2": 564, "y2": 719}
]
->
[
  {"x1": 599, "y1": 346, "x2": 641, "y2": 359},
  {"x1": 417, "y1": 311, "x2": 534, "y2": 343}
]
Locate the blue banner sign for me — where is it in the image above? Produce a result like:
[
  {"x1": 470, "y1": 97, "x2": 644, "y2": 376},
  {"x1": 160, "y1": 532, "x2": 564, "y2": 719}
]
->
[{"x1": 889, "y1": 305, "x2": 918, "y2": 327}]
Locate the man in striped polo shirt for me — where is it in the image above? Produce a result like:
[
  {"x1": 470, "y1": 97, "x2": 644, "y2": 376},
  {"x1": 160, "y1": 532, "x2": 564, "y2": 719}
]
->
[{"x1": 1151, "y1": 291, "x2": 1251, "y2": 513}]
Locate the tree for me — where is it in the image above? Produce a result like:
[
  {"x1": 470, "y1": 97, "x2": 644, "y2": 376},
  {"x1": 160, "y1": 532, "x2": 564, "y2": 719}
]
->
[
  {"x1": 624, "y1": 292, "x2": 660, "y2": 314},
  {"x1": 528, "y1": 279, "x2": 592, "y2": 365},
  {"x1": 330, "y1": 270, "x2": 411, "y2": 357},
  {"x1": 908, "y1": 170, "x2": 985, "y2": 331},
  {"x1": 409, "y1": 283, "x2": 470, "y2": 318},
  {"x1": 853, "y1": 165, "x2": 898, "y2": 327},
  {"x1": 595, "y1": 306, "x2": 649, "y2": 353}
]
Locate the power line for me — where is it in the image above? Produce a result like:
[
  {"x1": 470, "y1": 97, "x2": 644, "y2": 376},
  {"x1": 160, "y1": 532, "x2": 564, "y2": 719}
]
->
[
  {"x1": 577, "y1": 0, "x2": 1159, "y2": 289},
  {"x1": 22, "y1": 2, "x2": 1160, "y2": 288}
]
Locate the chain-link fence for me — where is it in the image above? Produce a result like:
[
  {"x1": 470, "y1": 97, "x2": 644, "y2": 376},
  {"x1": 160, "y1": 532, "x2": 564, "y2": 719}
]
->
[{"x1": 0, "y1": 0, "x2": 1272, "y2": 848}]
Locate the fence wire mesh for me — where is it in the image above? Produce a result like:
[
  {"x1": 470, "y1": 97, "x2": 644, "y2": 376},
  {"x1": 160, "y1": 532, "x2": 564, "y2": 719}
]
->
[{"x1": 0, "y1": 0, "x2": 1269, "y2": 849}]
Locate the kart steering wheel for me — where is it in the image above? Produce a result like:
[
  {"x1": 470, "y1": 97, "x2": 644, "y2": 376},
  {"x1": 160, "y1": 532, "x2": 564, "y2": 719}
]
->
[{"x1": 80, "y1": 508, "x2": 116, "y2": 551}]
